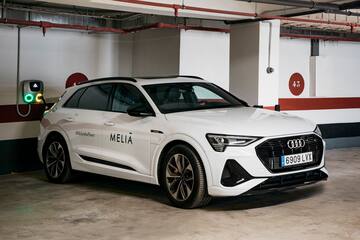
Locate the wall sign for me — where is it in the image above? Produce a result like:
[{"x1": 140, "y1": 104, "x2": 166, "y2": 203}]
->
[
  {"x1": 289, "y1": 73, "x2": 305, "y2": 96},
  {"x1": 66, "y1": 72, "x2": 88, "y2": 88}
]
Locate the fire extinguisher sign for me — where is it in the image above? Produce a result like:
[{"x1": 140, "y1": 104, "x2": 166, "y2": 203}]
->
[{"x1": 289, "y1": 73, "x2": 305, "y2": 96}]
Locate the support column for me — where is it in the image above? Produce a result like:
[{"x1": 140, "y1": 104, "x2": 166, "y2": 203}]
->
[{"x1": 230, "y1": 20, "x2": 280, "y2": 106}]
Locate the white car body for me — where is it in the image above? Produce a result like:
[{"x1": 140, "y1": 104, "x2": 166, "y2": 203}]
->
[{"x1": 38, "y1": 76, "x2": 328, "y2": 198}]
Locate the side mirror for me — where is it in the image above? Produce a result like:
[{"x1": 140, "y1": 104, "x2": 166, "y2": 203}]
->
[{"x1": 127, "y1": 104, "x2": 155, "y2": 117}]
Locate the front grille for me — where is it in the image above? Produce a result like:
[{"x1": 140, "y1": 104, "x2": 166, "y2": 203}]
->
[
  {"x1": 255, "y1": 134, "x2": 323, "y2": 173},
  {"x1": 253, "y1": 169, "x2": 328, "y2": 191}
]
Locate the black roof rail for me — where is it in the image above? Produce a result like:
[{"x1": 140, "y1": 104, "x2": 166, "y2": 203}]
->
[
  {"x1": 76, "y1": 75, "x2": 204, "y2": 86},
  {"x1": 136, "y1": 75, "x2": 204, "y2": 80},
  {"x1": 77, "y1": 77, "x2": 137, "y2": 85}
]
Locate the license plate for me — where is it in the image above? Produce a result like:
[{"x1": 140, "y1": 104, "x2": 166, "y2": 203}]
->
[{"x1": 281, "y1": 152, "x2": 313, "y2": 167}]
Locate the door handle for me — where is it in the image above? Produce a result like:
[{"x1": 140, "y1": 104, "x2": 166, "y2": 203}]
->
[
  {"x1": 65, "y1": 117, "x2": 74, "y2": 122},
  {"x1": 104, "y1": 122, "x2": 115, "y2": 126}
]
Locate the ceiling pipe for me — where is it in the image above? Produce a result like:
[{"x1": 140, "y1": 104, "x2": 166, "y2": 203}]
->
[
  {"x1": 239, "y1": 0, "x2": 360, "y2": 17},
  {"x1": 239, "y1": 0, "x2": 339, "y2": 10},
  {"x1": 281, "y1": 32, "x2": 360, "y2": 43},
  {"x1": 326, "y1": 9, "x2": 360, "y2": 17},
  {"x1": 113, "y1": 0, "x2": 256, "y2": 17},
  {"x1": 5, "y1": 4, "x2": 136, "y2": 22},
  {"x1": 123, "y1": 22, "x2": 230, "y2": 33},
  {"x1": 251, "y1": 0, "x2": 360, "y2": 18},
  {"x1": 340, "y1": 1, "x2": 360, "y2": 10},
  {"x1": 0, "y1": 18, "x2": 126, "y2": 34},
  {"x1": 0, "y1": 18, "x2": 229, "y2": 34}
]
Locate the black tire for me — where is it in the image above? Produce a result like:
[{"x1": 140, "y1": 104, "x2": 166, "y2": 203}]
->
[
  {"x1": 43, "y1": 134, "x2": 73, "y2": 183},
  {"x1": 160, "y1": 144, "x2": 212, "y2": 209}
]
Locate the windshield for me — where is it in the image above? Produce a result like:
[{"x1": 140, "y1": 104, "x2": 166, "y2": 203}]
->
[{"x1": 143, "y1": 82, "x2": 247, "y2": 114}]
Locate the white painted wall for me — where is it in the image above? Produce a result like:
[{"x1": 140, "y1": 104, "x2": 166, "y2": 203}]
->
[
  {"x1": 0, "y1": 26, "x2": 133, "y2": 140},
  {"x1": 0, "y1": 26, "x2": 133, "y2": 105},
  {"x1": 316, "y1": 41, "x2": 360, "y2": 97},
  {"x1": 279, "y1": 38, "x2": 311, "y2": 98},
  {"x1": 132, "y1": 29, "x2": 180, "y2": 77},
  {"x1": 285, "y1": 109, "x2": 360, "y2": 125},
  {"x1": 279, "y1": 38, "x2": 360, "y2": 98},
  {"x1": 279, "y1": 38, "x2": 360, "y2": 125},
  {"x1": 179, "y1": 29, "x2": 230, "y2": 90}
]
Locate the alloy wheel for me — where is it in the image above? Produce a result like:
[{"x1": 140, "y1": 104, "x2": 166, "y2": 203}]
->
[
  {"x1": 45, "y1": 141, "x2": 66, "y2": 178},
  {"x1": 165, "y1": 153, "x2": 194, "y2": 201}
]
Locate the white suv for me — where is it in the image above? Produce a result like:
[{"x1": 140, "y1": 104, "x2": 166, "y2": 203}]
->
[{"x1": 38, "y1": 76, "x2": 328, "y2": 208}]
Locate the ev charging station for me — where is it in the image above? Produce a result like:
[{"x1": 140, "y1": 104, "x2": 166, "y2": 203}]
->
[{"x1": 22, "y1": 80, "x2": 44, "y2": 104}]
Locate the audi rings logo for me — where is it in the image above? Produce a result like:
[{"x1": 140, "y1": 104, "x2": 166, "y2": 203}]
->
[{"x1": 287, "y1": 139, "x2": 306, "y2": 149}]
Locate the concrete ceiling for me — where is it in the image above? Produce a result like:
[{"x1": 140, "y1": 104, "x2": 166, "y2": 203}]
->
[
  {"x1": 28, "y1": 0, "x2": 359, "y2": 18},
  {"x1": 3, "y1": 0, "x2": 360, "y2": 34},
  {"x1": 5, "y1": 0, "x2": 360, "y2": 21}
]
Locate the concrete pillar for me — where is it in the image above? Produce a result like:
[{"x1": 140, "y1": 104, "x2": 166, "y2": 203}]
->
[{"x1": 230, "y1": 20, "x2": 280, "y2": 106}]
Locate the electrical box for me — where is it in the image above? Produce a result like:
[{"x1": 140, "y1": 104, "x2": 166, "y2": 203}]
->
[{"x1": 22, "y1": 80, "x2": 44, "y2": 104}]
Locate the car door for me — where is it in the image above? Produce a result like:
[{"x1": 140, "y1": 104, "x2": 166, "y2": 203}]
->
[
  {"x1": 60, "y1": 83, "x2": 114, "y2": 165},
  {"x1": 100, "y1": 83, "x2": 155, "y2": 175}
]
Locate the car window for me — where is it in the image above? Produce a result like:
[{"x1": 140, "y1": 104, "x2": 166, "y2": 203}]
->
[
  {"x1": 143, "y1": 82, "x2": 245, "y2": 114},
  {"x1": 63, "y1": 88, "x2": 86, "y2": 108},
  {"x1": 111, "y1": 84, "x2": 150, "y2": 113},
  {"x1": 77, "y1": 84, "x2": 113, "y2": 111},
  {"x1": 193, "y1": 86, "x2": 226, "y2": 102}
]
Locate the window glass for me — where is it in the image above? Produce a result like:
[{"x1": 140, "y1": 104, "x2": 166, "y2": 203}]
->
[
  {"x1": 112, "y1": 84, "x2": 150, "y2": 113},
  {"x1": 193, "y1": 86, "x2": 224, "y2": 100},
  {"x1": 63, "y1": 88, "x2": 86, "y2": 108},
  {"x1": 78, "y1": 84, "x2": 113, "y2": 111},
  {"x1": 143, "y1": 82, "x2": 246, "y2": 114}
]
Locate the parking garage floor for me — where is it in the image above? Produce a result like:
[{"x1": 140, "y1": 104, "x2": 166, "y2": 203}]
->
[{"x1": 0, "y1": 148, "x2": 359, "y2": 240}]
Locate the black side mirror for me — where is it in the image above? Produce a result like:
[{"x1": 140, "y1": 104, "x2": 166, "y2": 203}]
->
[{"x1": 127, "y1": 104, "x2": 155, "y2": 117}]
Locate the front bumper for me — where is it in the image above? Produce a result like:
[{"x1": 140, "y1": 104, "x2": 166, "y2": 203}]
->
[
  {"x1": 208, "y1": 166, "x2": 328, "y2": 197},
  {"x1": 206, "y1": 133, "x2": 327, "y2": 197}
]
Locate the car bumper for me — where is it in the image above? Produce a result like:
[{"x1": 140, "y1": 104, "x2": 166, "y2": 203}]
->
[
  {"x1": 206, "y1": 133, "x2": 327, "y2": 197},
  {"x1": 208, "y1": 166, "x2": 328, "y2": 197}
]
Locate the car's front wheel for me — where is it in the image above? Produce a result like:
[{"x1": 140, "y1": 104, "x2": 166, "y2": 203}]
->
[
  {"x1": 43, "y1": 134, "x2": 73, "y2": 183},
  {"x1": 160, "y1": 144, "x2": 211, "y2": 208}
]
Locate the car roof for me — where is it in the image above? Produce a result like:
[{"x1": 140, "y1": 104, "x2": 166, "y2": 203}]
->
[
  {"x1": 136, "y1": 76, "x2": 204, "y2": 85},
  {"x1": 74, "y1": 75, "x2": 205, "y2": 88}
]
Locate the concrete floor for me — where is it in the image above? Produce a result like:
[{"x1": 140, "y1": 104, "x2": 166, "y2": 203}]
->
[{"x1": 0, "y1": 148, "x2": 359, "y2": 240}]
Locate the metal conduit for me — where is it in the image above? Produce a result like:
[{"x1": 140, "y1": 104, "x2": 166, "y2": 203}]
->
[
  {"x1": 241, "y1": 0, "x2": 339, "y2": 10},
  {"x1": 239, "y1": 0, "x2": 360, "y2": 17}
]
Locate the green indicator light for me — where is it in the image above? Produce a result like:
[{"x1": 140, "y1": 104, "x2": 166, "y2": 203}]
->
[{"x1": 24, "y1": 93, "x2": 34, "y2": 103}]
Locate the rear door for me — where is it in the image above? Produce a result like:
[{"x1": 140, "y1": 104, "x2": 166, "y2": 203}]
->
[{"x1": 60, "y1": 83, "x2": 114, "y2": 163}]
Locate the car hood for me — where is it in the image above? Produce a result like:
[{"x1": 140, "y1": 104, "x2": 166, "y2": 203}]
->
[{"x1": 165, "y1": 107, "x2": 316, "y2": 137}]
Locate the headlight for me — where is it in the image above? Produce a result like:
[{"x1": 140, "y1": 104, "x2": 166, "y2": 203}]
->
[
  {"x1": 206, "y1": 134, "x2": 261, "y2": 152},
  {"x1": 314, "y1": 125, "x2": 322, "y2": 137}
]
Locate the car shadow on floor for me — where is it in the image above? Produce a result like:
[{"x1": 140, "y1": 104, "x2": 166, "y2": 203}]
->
[
  {"x1": 31, "y1": 170, "x2": 325, "y2": 211},
  {"x1": 205, "y1": 184, "x2": 325, "y2": 211}
]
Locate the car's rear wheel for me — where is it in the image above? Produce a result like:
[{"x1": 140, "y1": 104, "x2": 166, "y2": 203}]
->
[
  {"x1": 43, "y1": 134, "x2": 73, "y2": 183},
  {"x1": 160, "y1": 144, "x2": 211, "y2": 208}
]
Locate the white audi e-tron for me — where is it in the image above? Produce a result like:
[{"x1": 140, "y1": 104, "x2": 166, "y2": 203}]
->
[{"x1": 38, "y1": 76, "x2": 328, "y2": 208}]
